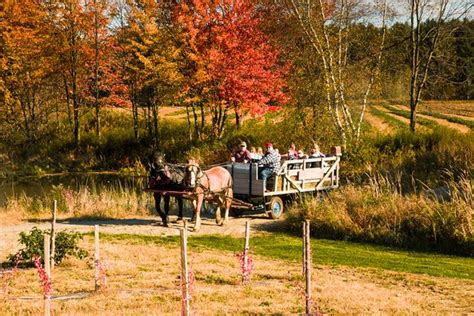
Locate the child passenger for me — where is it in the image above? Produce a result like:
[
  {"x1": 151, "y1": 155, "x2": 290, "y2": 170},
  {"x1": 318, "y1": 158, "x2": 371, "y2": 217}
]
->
[
  {"x1": 309, "y1": 144, "x2": 325, "y2": 158},
  {"x1": 287, "y1": 143, "x2": 298, "y2": 160},
  {"x1": 250, "y1": 146, "x2": 262, "y2": 161}
]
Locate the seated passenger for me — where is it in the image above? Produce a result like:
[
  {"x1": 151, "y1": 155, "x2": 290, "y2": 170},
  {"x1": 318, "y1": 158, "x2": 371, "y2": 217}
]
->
[
  {"x1": 256, "y1": 147, "x2": 264, "y2": 159},
  {"x1": 250, "y1": 146, "x2": 262, "y2": 161},
  {"x1": 286, "y1": 143, "x2": 298, "y2": 160},
  {"x1": 231, "y1": 141, "x2": 252, "y2": 163},
  {"x1": 258, "y1": 143, "x2": 281, "y2": 181},
  {"x1": 309, "y1": 145, "x2": 327, "y2": 168},
  {"x1": 309, "y1": 144, "x2": 325, "y2": 158},
  {"x1": 297, "y1": 150, "x2": 307, "y2": 159}
]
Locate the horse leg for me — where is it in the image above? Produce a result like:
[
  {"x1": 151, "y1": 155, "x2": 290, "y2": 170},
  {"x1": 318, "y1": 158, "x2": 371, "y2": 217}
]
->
[
  {"x1": 163, "y1": 195, "x2": 170, "y2": 226},
  {"x1": 190, "y1": 200, "x2": 196, "y2": 222},
  {"x1": 223, "y1": 188, "x2": 233, "y2": 224},
  {"x1": 193, "y1": 194, "x2": 204, "y2": 231},
  {"x1": 177, "y1": 197, "x2": 184, "y2": 221},
  {"x1": 215, "y1": 206, "x2": 222, "y2": 225},
  {"x1": 154, "y1": 193, "x2": 167, "y2": 226}
]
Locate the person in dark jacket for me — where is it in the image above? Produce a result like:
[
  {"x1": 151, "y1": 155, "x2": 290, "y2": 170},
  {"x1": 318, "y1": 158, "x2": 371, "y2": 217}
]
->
[{"x1": 231, "y1": 141, "x2": 252, "y2": 163}]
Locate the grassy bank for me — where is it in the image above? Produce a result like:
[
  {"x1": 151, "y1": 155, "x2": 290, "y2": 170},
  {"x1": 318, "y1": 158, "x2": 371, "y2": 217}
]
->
[
  {"x1": 285, "y1": 177, "x2": 473, "y2": 257},
  {"x1": 95, "y1": 232, "x2": 474, "y2": 280}
]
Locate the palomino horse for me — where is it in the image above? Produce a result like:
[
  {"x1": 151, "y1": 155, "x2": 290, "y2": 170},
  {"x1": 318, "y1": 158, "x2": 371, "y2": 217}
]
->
[
  {"x1": 148, "y1": 152, "x2": 185, "y2": 226},
  {"x1": 184, "y1": 163, "x2": 233, "y2": 231}
]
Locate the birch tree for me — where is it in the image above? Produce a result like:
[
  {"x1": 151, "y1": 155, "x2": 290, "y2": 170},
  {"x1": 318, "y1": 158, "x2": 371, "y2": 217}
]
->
[{"x1": 285, "y1": 0, "x2": 389, "y2": 148}]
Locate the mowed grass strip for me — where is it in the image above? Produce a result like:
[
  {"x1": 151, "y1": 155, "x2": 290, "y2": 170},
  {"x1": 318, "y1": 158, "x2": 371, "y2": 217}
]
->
[
  {"x1": 369, "y1": 107, "x2": 408, "y2": 129},
  {"x1": 382, "y1": 104, "x2": 439, "y2": 128},
  {"x1": 420, "y1": 110, "x2": 474, "y2": 129},
  {"x1": 96, "y1": 232, "x2": 474, "y2": 280}
]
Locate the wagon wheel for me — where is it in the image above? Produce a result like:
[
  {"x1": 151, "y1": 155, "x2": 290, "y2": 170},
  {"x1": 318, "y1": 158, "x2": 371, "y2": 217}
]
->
[{"x1": 267, "y1": 196, "x2": 284, "y2": 219}]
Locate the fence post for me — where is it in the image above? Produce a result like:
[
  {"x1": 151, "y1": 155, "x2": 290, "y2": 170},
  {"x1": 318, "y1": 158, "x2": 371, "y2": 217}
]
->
[
  {"x1": 243, "y1": 221, "x2": 250, "y2": 283},
  {"x1": 50, "y1": 200, "x2": 57, "y2": 270},
  {"x1": 43, "y1": 234, "x2": 51, "y2": 316},
  {"x1": 304, "y1": 220, "x2": 312, "y2": 315},
  {"x1": 94, "y1": 225, "x2": 100, "y2": 291},
  {"x1": 180, "y1": 227, "x2": 190, "y2": 316},
  {"x1": 302, "y1": 221, "x2": 307, "y2": 276}
]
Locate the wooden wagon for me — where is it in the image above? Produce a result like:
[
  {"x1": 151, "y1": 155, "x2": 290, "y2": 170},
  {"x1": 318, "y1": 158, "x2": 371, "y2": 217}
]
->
[{"x1": 225, "y1": 146, "x2": 342, "y2": 219}]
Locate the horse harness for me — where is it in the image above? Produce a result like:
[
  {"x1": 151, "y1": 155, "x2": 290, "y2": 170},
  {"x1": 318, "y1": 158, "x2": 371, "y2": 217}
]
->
[{"x1": 187, "y1": 165, "x2": 232, "y2": 200}]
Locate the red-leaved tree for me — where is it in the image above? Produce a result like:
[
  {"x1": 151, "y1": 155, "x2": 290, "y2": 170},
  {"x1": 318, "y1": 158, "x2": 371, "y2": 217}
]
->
[{"x1": 177, "y1": 0, "x2": 289, "y2": 138}]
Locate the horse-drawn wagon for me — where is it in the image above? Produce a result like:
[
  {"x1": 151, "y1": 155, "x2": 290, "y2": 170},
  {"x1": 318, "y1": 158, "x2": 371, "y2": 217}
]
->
[
  {"x1": 225, "y1": 146, "x2": 341, "y2": 219},
  {"x1": 145, "y1": 146, "x2": 341, "y2": 229}
]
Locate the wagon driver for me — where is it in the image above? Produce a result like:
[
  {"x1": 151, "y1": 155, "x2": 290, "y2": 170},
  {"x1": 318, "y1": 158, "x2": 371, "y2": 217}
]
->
[{"x1": 258, "y1": 142, "x2": 281, "y2": 181}]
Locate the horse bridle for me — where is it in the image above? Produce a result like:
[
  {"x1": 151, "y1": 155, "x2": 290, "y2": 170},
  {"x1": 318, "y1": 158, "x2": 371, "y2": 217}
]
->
[{"x1": 186, "y1": 164, "x2": 211, "y2": 192}]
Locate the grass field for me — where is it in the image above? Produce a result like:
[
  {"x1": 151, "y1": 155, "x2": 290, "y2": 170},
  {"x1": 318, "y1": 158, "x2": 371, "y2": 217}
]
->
[
  {"x1": 2, "y1": 232, "x2": 473, "y2": 314},
  {"x1": 98, "y1": 232, "x2": 474, "y2": 280},
  {"x1": 369, "y1": 100, "x2": 474, "y2": 134}
]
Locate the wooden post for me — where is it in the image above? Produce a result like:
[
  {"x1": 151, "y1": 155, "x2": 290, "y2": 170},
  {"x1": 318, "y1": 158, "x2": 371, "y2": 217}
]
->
[
  {"x1": 304, "y1": 220, "x2": 312, "y2": 315},
  {"x1": 43, "y1": 234, "x2": 51, "y2": 316},
  {"x1": 50, "y1": 200, "x2": 57, "y2": 270},
  {"x1": 243, "y1": 221, "x2": 250, "y2": 283},
  {"x1": 302, "y1": 221, "x2": 306, "y2": 276},
  {"x1": 180, "y1": 228, "x2": 190, "y2": 316},
  {"x1": 94, "y1": 225, "x2": 100, "y2": 291}
]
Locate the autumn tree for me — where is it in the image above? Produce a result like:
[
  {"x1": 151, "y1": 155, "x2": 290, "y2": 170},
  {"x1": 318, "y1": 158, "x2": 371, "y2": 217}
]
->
[
  {"x1": 83, "y1": 0, "x2": 130, "y2": 137},
  {"x1": 49, "y1": 0, "x2": 94, "y2": 146},
  {"x1": 176, "y1": 0, "x2": 289, "y2": 139},
  {"x1": 89, "y1": 0, "x2": 109, "y2": 137},
  {"x1": 119, "y1": 0, "x2": 182, "y2": 146},
  {"x1": 0, "y1": 0, "x2": 60, "y2": 141}
]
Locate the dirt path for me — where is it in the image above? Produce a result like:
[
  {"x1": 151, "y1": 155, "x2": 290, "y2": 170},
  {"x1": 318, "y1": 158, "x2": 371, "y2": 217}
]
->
[
  {"x1": 0, "y1": 215, "x2": 276, "y2": 257},
  {"x1": 365, "y1": 111, "x2": 392, "y2": 133},
  {"x1": 393, "y1": 104, "x2": 471, "y2": 133}
]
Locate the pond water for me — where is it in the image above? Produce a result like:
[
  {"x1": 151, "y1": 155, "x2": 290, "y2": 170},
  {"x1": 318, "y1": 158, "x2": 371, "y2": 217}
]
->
[{"x1": 0, "y1": 173, "x2": 148, "y2": 206}]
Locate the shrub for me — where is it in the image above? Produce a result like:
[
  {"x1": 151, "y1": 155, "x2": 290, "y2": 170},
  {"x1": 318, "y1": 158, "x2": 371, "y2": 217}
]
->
[{"x1": 6, "y1": 227, "x2": 88, "y2": 267}]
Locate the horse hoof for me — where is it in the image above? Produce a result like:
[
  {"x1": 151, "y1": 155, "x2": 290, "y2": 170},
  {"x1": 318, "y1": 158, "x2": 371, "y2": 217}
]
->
[{"x1": 193, "y1": 226, "x2": 201, "y2": 232}]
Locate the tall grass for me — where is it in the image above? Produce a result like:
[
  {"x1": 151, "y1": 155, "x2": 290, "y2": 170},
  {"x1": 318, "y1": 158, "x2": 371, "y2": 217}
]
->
[
  {"x1": 0, "y1": 184, "x2": 155, "y2": 223},
  {"x1": 286, "y1": 174, "x2": 473, "y2": 256},
  {"x1": 345, "y1": 127, "x2": 474, "y2": 188}
]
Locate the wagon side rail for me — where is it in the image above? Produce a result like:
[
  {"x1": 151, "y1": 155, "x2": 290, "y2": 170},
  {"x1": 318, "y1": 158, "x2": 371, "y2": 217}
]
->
[{"x1": 264, "y1": 155, "x2": 340, "y2": 196}]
